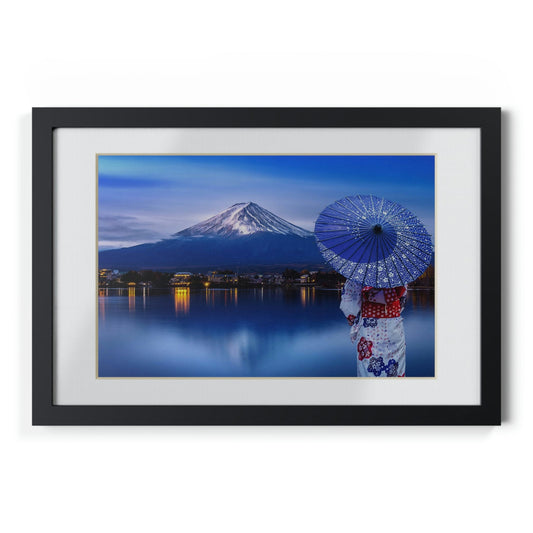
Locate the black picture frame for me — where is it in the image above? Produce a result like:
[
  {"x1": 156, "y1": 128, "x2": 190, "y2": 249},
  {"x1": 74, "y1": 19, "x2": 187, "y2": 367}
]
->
[{"x1": 32, "y1": 107, "x2": 501, "y2": 425}]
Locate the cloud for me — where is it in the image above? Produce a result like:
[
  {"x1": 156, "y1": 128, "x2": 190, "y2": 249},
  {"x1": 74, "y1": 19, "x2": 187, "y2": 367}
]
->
[{"x1": 98, "y1": 215, "x2": 166, "y2": 249}]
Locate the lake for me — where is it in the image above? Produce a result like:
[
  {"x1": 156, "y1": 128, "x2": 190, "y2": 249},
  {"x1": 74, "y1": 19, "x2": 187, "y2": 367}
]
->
[{"x1": 98, "y1": 287, "x2": 434, "y2": 377}]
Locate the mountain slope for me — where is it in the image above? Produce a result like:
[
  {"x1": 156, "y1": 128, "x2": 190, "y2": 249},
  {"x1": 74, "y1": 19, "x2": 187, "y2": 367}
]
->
[
  {"x1": 174, "y1": 202, "x2": 312, "y2": 238},
  {"x1": 99, "y1": 202, "x2": 325, "y2": 272}
]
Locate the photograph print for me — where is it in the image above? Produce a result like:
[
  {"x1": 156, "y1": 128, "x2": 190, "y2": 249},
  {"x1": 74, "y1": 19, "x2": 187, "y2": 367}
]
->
[{"x1": 98, "y1": 154, "x2": 435, "y2": 378}]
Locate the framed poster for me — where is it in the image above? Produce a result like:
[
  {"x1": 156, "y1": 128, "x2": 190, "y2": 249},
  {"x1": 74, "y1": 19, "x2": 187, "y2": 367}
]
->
[{"x1": 32, "y1": 108, "x2": 501, "y2": 425}]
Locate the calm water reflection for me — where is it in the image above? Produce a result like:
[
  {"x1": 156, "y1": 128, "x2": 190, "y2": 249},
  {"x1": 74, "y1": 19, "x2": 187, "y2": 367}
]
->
[{"x1": 98, "y1": 287, "x2": 434, "y2": 377}]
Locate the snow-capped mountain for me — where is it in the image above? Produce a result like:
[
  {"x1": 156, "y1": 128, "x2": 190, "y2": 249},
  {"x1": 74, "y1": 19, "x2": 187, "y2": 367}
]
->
[
  {"x1": 174, "y1": 202, "x2": 312, "y2": 238},
  {"x1": 99, "y1": 202, "x2": 324, "y2": 272}
]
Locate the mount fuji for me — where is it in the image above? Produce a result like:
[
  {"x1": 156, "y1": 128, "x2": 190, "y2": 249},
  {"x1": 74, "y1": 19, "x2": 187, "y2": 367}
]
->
[{"x1": 99, "y1": 202, "x2": 326, "y2": 271}]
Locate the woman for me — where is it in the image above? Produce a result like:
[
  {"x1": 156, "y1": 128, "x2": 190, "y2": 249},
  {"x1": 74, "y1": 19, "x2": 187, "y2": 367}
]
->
[{"x1": 340, "y1": 279, "x2": 407, "y2": 377}]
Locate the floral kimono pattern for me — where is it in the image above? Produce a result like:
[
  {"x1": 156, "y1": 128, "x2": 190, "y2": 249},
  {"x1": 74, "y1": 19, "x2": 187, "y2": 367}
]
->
[{"x1": 340, "y1": 279, "x2": 407, "y2": 377}]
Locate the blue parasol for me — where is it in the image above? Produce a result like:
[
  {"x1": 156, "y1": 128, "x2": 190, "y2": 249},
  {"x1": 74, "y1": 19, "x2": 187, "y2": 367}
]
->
[{"x1": 314, "y1": 195, "x2": 433, "y2": 288}]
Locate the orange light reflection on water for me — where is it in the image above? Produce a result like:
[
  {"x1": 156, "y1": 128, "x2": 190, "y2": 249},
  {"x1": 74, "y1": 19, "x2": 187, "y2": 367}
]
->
[
  {"x1": 174, "y1": 287, "x2": 190, "y2": 315},
  {"x1": 300, "y1": 287, "x2": 308, "y2": 307},
  {"x1": 99, "y1": 289, "x2": 106, "y2": 321},
  {"x1": 128, "y1": 287, "x2": 136, "y2": 312}
]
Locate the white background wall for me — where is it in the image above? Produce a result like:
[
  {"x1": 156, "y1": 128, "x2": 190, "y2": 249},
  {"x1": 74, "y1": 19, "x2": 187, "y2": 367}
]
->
[{"x1": 0, "y1": 1, "x2": 528, "y2": 532}]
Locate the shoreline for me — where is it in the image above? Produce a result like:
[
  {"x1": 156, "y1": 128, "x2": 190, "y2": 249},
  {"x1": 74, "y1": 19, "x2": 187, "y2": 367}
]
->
[{"x1": 98, "y1": 285, "x2": 435, "y2": 292}]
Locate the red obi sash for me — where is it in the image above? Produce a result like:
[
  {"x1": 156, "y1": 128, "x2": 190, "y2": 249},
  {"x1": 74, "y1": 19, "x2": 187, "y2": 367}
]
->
[{"x1": 361, "y1": 286, "x2": 407, "y2": 318}]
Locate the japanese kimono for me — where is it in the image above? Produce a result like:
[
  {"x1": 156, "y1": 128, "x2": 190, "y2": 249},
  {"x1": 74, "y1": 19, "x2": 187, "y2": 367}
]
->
[{"x1": 340, "y1": 279, "x2": 407, "y2": 377}]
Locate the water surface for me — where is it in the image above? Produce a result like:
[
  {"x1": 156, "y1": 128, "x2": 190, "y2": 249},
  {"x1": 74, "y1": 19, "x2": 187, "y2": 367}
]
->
[{"x1": 98, "y1": 287, "x2": 434, "y2": 377}]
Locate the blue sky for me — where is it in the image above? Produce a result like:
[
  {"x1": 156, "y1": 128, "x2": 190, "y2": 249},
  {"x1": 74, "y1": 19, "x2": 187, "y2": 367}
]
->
[{"x1": 98, "y1": 155, "x2": 435, "y2": 250}]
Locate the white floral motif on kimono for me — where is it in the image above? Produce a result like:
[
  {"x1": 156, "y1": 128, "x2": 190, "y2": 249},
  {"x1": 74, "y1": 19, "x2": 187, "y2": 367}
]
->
[{"x1": 340, "y1": 279, "x2": 406, "y2": 377}]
